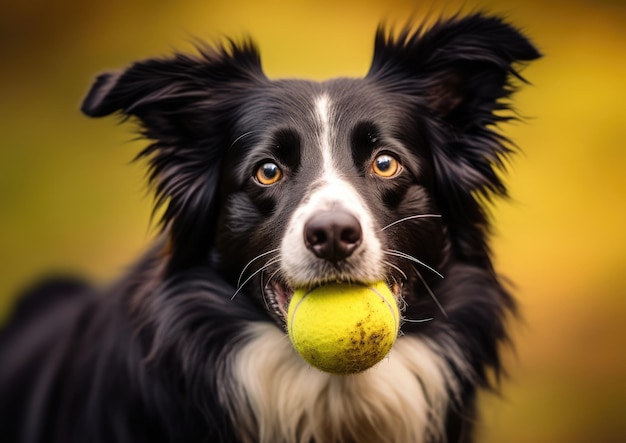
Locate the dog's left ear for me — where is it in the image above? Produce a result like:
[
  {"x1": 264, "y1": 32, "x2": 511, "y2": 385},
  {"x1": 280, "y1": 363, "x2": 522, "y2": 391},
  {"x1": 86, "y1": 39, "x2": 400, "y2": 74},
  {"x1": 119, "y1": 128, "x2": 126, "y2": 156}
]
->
[
  {"x1": 82, "y1": 42, "x2": 266, "y2": 270},
  {"x1": 368, "y1": 14, "x2": 540, "y2": 126}
]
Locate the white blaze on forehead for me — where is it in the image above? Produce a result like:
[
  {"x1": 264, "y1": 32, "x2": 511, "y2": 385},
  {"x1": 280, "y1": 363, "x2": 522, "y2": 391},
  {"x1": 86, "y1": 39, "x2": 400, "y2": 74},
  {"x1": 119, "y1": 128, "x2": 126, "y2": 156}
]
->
[
  {"x1": 314, "y1": 94, "x2": 333, "y2": 174},
  {"x1": 278, "y1": 93, "x2": 384, "y2": 285}
]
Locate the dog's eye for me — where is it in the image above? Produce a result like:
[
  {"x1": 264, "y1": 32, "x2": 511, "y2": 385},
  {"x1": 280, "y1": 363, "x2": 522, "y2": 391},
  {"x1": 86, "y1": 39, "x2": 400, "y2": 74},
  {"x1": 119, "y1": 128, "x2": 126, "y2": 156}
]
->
[
  {"x1": 372, "y1": 154, "x2": 401, "y2": 178},
  {"x1": 255, "y1": 162, "x2": 283, "y2": 185}
]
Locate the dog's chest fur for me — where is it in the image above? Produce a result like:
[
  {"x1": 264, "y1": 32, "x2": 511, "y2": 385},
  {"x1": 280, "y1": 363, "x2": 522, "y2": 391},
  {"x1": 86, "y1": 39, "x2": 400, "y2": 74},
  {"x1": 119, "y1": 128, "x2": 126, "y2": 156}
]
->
[{"x1": 223, "y1": 323, "x2": 461, "y2": 443}]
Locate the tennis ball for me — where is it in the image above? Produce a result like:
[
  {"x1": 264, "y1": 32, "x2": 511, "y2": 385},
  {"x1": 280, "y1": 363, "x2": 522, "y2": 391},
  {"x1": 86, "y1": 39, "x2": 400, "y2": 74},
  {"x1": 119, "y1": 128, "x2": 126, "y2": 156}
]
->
[{"x1": 287, "y1": 281, "x2": 400, "y2": 374}]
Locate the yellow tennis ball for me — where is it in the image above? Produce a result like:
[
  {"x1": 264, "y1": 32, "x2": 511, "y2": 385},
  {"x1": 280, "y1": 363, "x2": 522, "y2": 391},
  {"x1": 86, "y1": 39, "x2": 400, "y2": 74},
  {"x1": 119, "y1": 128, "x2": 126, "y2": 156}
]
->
[{"x1": 287, "y1": 281, "x2": 400, "y2": 374}]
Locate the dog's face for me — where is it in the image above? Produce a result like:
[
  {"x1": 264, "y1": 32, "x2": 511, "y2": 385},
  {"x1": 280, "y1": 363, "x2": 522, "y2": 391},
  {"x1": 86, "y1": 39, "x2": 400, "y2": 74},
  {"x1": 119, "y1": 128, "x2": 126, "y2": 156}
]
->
[
  {"x1": 214, "y1": 78, "x2": 446, "y2": 323},
  {"x1": 81, "y1": 15, "x2": 540, "y2": 329}
]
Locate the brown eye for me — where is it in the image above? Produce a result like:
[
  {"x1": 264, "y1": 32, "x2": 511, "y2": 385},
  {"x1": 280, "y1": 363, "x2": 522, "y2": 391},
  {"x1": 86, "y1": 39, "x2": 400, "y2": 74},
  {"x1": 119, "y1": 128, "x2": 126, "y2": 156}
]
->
[
  {"x1": 255, "y1": 162, "x2": 283, "y2": 185},
  {"x1": 372, "y1": 154, "x2": 400, "y2": 178}
]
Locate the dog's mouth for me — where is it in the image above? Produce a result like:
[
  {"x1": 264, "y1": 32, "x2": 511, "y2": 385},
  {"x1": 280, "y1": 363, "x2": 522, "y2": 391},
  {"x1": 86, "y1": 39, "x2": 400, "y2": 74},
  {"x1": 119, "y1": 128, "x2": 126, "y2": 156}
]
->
[
  {"x1": 265, "y1": 280, "x2": 403, "y2": 322},
  {"x1": 266, "y1": 281, "x2": 293, "y2": 319}
]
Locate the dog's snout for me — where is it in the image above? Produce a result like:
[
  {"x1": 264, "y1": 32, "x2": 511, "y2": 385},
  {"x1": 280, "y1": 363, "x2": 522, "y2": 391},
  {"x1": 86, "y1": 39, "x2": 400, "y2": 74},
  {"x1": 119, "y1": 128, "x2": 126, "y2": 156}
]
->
[{"x1": 304, "y1": 210, "x2": 362, "y2": 262}]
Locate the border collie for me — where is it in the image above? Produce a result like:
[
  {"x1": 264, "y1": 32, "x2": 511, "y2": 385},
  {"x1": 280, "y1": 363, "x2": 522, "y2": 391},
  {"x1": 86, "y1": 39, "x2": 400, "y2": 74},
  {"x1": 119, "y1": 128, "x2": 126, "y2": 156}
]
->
[{"x1": 0, "y1": 13, "x2": 540, "y2": 443}]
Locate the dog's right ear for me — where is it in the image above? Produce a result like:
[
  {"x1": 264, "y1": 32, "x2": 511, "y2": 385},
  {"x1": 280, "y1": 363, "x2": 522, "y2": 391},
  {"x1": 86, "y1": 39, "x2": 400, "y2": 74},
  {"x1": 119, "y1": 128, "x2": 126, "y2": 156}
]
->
[
  {"x1": 81, "y1": 42, "x2": 265, "y2": 136},
  {"x1": 81, "y1": 42, "x2": 266, "y2": 270},
  {"x1": 81, "y1": 72, "x2": 124, "y2": 117}
]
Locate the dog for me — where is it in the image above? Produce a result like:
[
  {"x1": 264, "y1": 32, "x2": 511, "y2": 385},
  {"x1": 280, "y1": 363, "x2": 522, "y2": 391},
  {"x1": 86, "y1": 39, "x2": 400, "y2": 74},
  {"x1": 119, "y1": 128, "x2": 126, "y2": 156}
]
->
[{"x1": 0, "y1": 13, "x2": 540, "y2": 443}]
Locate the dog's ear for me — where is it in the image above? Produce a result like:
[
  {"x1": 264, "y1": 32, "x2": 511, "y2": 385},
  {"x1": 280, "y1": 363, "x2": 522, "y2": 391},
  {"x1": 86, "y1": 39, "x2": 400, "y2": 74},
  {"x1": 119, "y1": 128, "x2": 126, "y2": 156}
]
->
[
  {"x1": 82, "y1": 41, "x2": 266, "y2": 270},
  {"x1": 82, "y1": 41, "x2": 264, "y2": 136},
  {"x1": 368, "y1": 14, "x2": 540, "y2": 126}
]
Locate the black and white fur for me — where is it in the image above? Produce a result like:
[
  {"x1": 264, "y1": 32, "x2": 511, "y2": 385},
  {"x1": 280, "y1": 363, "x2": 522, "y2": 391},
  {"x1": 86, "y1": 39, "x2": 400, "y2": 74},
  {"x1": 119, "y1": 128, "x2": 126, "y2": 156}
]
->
[{"x1": 0, "y1": 13, "x2": 540, "y2": 443}]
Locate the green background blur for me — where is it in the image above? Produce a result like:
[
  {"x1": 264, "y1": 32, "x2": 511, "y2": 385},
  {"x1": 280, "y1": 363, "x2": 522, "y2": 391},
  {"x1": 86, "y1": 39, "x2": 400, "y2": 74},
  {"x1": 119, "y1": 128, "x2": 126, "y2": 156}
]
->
[{"x1": 1, "y1": 0, "x2": 625, "y2": 441}]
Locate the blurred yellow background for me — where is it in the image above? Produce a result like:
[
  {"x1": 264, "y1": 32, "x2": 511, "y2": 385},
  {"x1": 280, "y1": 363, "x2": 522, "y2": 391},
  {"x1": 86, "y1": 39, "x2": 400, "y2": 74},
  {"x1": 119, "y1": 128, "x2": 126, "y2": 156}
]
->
[{"x1": 1, "y1": 0, "x2": 625, "y2": 441}]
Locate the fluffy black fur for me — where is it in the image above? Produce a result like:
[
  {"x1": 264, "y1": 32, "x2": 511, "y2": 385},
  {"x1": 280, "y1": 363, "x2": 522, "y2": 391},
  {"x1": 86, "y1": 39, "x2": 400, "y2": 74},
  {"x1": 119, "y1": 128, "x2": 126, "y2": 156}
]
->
[{"x1": 0, "y1": 13, "x2": 540, "y2": 443}]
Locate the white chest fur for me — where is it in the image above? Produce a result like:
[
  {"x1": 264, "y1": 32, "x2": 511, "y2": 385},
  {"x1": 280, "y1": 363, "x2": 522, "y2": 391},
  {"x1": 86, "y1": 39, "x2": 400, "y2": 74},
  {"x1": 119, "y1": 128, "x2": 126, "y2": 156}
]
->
[{"x1": 222, "y1": 323, "x2": 460, "y2": 443}]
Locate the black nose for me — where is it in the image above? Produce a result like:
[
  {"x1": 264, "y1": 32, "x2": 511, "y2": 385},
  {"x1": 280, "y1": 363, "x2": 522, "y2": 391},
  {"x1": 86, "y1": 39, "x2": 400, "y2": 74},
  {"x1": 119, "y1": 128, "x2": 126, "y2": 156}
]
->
[{"x1": 304, "y1": 210, "x2": 362, "y2": 262}]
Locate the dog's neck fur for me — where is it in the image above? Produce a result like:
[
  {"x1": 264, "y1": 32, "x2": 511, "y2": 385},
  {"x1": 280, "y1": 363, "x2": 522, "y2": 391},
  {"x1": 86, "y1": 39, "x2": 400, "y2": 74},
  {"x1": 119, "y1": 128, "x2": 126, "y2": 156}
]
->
[{"x1": 222, "y1": 322, "x2": 464, "y2": 443}]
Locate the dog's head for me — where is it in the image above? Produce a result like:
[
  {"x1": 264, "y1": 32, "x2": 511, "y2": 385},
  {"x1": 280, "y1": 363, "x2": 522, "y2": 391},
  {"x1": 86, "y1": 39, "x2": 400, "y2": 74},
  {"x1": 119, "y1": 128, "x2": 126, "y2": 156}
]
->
[{"x1": 82, "y1": 14, "x2": 539, "y2": 326}]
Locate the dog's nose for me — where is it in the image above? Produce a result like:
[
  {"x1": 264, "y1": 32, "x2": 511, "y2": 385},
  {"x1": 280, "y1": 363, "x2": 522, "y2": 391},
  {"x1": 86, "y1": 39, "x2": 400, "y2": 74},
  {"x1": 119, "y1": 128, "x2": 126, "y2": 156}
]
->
[{"x1": 304, "y1": 210, "x2": 362, "y2": 262}]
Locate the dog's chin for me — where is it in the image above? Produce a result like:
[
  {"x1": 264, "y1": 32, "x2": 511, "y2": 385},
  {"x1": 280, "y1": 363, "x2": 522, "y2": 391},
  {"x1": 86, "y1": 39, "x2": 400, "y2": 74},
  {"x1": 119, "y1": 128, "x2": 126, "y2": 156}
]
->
[{"x1": 264, "y1": 277, "x2": 403, "y2": 326}]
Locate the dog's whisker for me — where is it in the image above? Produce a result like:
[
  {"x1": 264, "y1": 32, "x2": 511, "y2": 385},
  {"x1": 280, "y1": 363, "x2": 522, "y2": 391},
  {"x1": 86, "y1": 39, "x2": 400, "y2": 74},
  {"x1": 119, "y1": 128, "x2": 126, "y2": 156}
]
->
[
  {"x1": 397, "y1": 293, "x2": 408, "y2": 313},
  {"x1": 232, "y1": 257, "x2": 281, "y2": 300},
  {"x1": 380, "y1": 214, "x2": 441, "y2": 231},
  {"x1": 384, "y1": 249, "x2": 444, "y2": 279},
  {"x1": 264, "y1": 268, "x2": 282, "y2": 289},
  {"x1": 383, "y1": 260, "x2": 408, "y2": 281},
  {"x1": 412, "y1": 265, "x2": 448, "y2": 319},
  {"x1": 237, "y1": 248, "x2": 280, "y2": 288},
  {"x1": 259, "y1": 271, "x2": 272, "y2": 312},
  {"x1": 403, "y1": 317, "x2": 434, "y2": 323},
  {"x1": 389, "y1": 275, "x2": 400, "y2": 289},
  {"x1": 229, "y1": 130, "x2": 258, "y2": 150}
]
